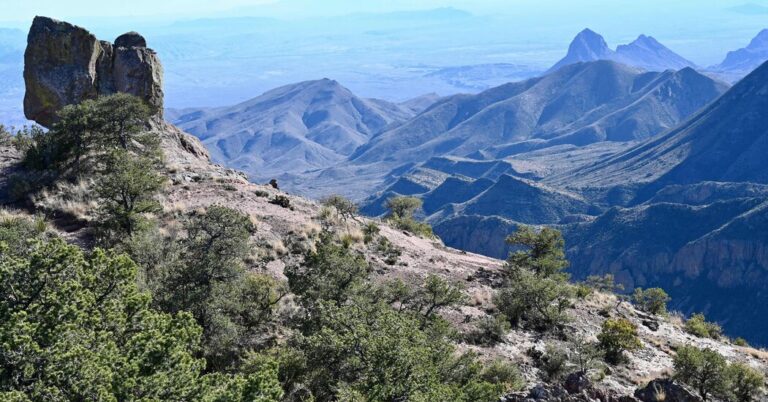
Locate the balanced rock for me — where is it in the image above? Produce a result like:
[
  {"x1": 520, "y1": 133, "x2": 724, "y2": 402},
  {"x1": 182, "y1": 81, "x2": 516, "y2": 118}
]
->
[
  {"x1": 24, "y1": 16, "x2": 163, "y2": 127},
  {"x1": 114, "y1": 31, "x2": 147, "y2": 48}
]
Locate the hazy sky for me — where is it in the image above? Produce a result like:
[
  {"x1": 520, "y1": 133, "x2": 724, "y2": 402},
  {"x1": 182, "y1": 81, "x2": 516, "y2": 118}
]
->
[{"x1": 2, "y1": 0, "x2": 767, "y2": 20}]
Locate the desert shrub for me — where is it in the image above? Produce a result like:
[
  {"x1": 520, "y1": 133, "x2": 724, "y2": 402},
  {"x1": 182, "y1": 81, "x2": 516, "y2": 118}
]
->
[
  {"x1": 632, "y1": 287, "x2": 671, "y2": 316},
  {"x1": 569, "y1": 336, "x2": 602, "y2": 374},
  {"x1": 584, "y1": 273, "x2": 624, "y2": 293},
  {"x1": 674, "y1": 346, "x2": 728, "y2": 401},
  {"x1": 597, "y1": 318, "x2": 642, "y2": 364},
  {"x1": 286, "y1": 231, "x2": 370, "y2": 307},
  {"x1": 726, "y1": 362, "x2": 765, "y2": 402},
  {"x1": 467, "y1": 315, "x2": 511, "y2": 346},
  {"x1": 254, "y1": 190, "x2": 269, "y2": 197},
  {"x1": 506, "y1": 226, "x2": 569, "y2": 280},
  {"x1": 733, "y1": 337, "x2": 749, "y2": 347},
  {"x1": 269, "y1": 195, "x2": 292, "y2": 209},
  {"x1": 575, "y1": 284, "x2": 592, "y2": 299},
  {"x1": 362, "y1": 221, "x2": 380, "y2": 243},
  {"x1": 385, "y1": 196, "x2": 423, "y2": 218},
  {"x1": 384, "y1": 196, "x2": 434, "y2": 238},
  {"x1": 321, "y1": 194, "x2": 358, "y2": 221},
  {"x1": 375, "y1": 236, "x2": 401, "y2": 265},
  {"x1": 495, "y1": 269, "x2": 573, "y2": 331},
  {"x1": 480, "y1": 359, "x2": 525, "y2": 393},
  {"x1": 539, "y1": 344, "x2": 569, "y2": 380},
  {"x1": 495, "y1": 226, "x2": 574, "y2": 331},
  {"x1": 279, "y1": 234, "x2": 511, "y2": 401},
  {"x1": 152, "y1": 206, "x2": 278, "y2": 371},
  {"x1": 685, "y1": 313, "x2": 722, "y2": 339}
]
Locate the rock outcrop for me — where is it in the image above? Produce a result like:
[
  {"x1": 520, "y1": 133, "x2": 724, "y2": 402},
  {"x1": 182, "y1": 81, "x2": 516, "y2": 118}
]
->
[
  {"x1": 24, "y1": 16, "x2": 163, "y2": 127},
  {"x1": 634, "y1": 379, "x2": 702, "y2": 402}
]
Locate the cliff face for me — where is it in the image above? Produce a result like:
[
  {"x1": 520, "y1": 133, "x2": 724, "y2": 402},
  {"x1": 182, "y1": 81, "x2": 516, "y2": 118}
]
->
[{"x1": 23, "y1": 16, "x2": 163, "y2": 127}]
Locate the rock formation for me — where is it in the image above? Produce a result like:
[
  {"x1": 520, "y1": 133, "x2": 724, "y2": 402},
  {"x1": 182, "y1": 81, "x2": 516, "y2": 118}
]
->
[{"x1": 23, "y1": 16, "x2": 163, "y2": 127}]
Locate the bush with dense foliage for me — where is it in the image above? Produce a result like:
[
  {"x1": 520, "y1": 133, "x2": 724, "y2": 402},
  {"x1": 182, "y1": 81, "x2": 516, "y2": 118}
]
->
[
  {"x1": 673, "y1": 345, "x2": 765, "y2": 402},
  {"x1": 384, "y1": 196, "x2": 434, "y2": 238},
  {"x1": 632, "y1": 287, "x2": 671, "y2": 316},
  {"x1": 597, "y1": 318, "x2": 642, "y2": 364},
  {"x1": 0, "y1": 221, "x2": 281, "y2": 401},
  {"x1": 685, "y1": 313, "x2": 722, "y2": 339}
]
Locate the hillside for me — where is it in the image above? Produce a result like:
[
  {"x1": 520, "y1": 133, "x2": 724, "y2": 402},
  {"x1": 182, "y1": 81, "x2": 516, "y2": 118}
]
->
[
  {"x1": 167, "y1": 78, "x2": 416, "y2": 183},
  {"x1": 349, "y1": 60, "x2": 726, "y2": 170},
  {"x1": 552, "y1": 59, "x2": 768, "y2": 203}
]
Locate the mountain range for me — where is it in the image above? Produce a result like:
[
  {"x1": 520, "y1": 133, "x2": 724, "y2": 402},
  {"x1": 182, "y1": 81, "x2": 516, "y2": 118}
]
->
[
  {"x1": 548, "y1": 29, "x2": 697, "y2": 73},
  {"x1": 168, "y1": 79, "x2": 422, "y2": 181}
]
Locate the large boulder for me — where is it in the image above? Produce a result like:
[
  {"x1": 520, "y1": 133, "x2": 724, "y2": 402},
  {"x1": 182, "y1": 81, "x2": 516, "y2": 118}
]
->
[
  {"x1": 23, "y1": 16, "x2": 163, "y2": 127},
  {"x1": 634, "y1": 379, "x2": 702, "y2": 402}
]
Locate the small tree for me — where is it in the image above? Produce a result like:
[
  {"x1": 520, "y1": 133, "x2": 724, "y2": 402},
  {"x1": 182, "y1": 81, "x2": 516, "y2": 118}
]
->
[
  {"x1": 673, "y1": 346, "x2": 728, "y2": 401},
  {"x1": 321, "y1": 194, "x2": 358, "y2": 222},
  {"x1": 506, "y1": 226, "x2": 569, "y2": 280},
  {"x1": 96, "y1": 150, "x2": 165, "y2": 240},
  {"x1": 385, "y1": 196, "x2": 422, "y2": 218},
  {"x1": 495, "y1": 270, "x2": 573, "y2": 331},
  {"x1": 597, "y1": 318, "x2": 642, "y2": 364},
  {"x1": 632, "y1": 287, "x2": 671, "y2": 316}
]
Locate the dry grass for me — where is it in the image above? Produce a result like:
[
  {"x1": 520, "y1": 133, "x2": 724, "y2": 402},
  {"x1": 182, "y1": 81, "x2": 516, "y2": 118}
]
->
[{"x1": 33, "y1": 179, "x2": 98, "y2": 220}]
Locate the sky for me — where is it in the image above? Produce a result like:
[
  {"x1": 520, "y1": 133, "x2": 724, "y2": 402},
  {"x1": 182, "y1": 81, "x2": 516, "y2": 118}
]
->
[{"x1": 0, "y1": 0, "x2": 767, "y2": 111}]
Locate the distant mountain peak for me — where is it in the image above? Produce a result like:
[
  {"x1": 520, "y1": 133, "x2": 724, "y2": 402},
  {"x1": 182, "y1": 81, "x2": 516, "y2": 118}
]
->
[
  {"x1": 569, "y1": 28, "x2": 612, "y2": 56},
  {"x1": 748, "y1": 28, "x2": 768, "y2": 48},
  {"x1": 548, "y1": 28, "x2": 613, "y2": 72},
  {"x1": 713, "y1": 29, "x2": 768, "y2": 78},
  {"x1": 550, "y1": 29, "x2": 695, "y2": 73}
]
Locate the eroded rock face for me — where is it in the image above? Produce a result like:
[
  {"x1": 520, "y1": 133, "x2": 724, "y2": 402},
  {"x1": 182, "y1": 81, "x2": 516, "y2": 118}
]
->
[{"x1": 24, "y1": 16, "x2": 163, "y2": 127}]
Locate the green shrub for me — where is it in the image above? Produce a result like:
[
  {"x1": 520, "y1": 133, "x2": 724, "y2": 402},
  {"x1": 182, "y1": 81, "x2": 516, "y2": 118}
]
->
[
  {"x1": 726, "y1": 362, "x2": 765, "y2": 402},
  {"x1": 375, "y1": 236, "x2": 401, "y2": 265},
  {"x1": 539, "y1": 344, "x2": 569, "y2": 380},
  {"x1": 480, "y1": 359, "x2": 524, "y2": 393},
  {"x1": 674, "y1": 346, "x2": 728, "y2": 401},
  {"x1": 584, "y1": 274, "x2": 624, "y2": 293},
  {"x1": 494, "y1": 269, "x2": 573, "y2": 331},
  {"x1": 467, "y1": 315, "x2": 511, "y2": 346},
  {"x1": 0, "y1": 236, "x2": 281, "y2": 401},
  {"x1": 320, "y1": 194, "x2": 358, "y2": 221},
  {"x1": 254, "y1": 190, "x2": 269, "y2": 197},
  {"x1": 597, "y1": 318, "x2": 642, "y2": 364},
  {"x1": 269, "y1": 195, "x2": 292, "y2": 209},
  {"x1": 685, "y1": 313, "x2": 722, "y2": 339},
  {"x1": 733, "y1": 337, "x2": 749, "y2": 347},
  {"x1": 385, "y1": 196, "x2": 423, "y2": 218},
  {"x1": 632, "y1": 287, "x2": 671, "y2": 315}
]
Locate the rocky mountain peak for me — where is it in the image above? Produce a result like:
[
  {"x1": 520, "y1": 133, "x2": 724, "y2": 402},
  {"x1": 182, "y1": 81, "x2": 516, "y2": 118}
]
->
[
  {"x1": 568, "y1": 28, "x2": 613, "y2": 59},
  {"x1": 748, "y1": 28, "x2": 768, "y2": 49},
  {"x1": 23, "y1": 16, "x2": 163, "y2": 127}
]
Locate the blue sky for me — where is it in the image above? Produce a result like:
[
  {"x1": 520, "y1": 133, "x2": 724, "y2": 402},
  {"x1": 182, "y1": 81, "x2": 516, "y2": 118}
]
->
[{"x1": 1, "y1": 0, "x2": 767, "y2": 110}]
